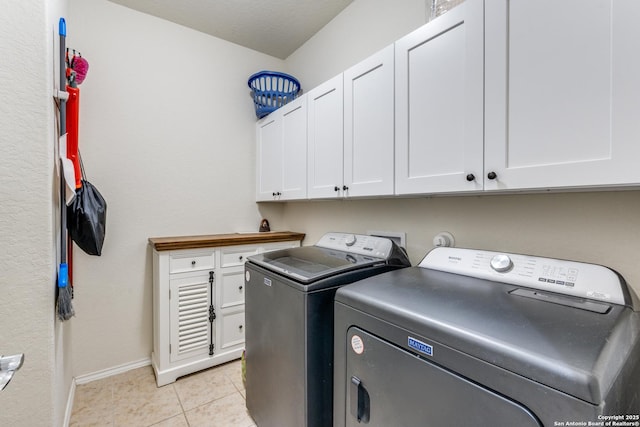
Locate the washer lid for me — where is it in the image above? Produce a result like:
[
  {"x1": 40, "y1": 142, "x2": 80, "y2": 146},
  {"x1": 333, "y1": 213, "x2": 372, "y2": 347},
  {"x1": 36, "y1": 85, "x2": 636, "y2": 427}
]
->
[
  {"x1": 335, "y1": 266, "x2": 640, "y2": 405},
  {"x1": 247, "y1": 246, "x2": 385, "y2": 284}
]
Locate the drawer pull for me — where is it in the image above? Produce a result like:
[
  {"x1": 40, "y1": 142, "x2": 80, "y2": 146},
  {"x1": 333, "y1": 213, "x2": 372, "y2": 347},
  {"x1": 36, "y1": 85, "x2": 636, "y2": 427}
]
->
[
  {"x1": 239, "y1": 255, "x2": 243, "y2": 261},
  {"x1": 191, "y1": 260, "x2": 196, "y2": 266},
  {"x1": 239, "y1": 285, "x2": 243, "y2": 291},
  {"x1": 239, "y1": 325, "x2": 243, "y2": 331}
]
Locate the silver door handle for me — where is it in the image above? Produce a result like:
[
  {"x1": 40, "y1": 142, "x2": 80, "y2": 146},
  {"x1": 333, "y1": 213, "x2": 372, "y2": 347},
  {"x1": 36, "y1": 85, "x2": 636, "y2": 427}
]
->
[{"x1": 0, "y1": 354, "x2": 24, "y2": 391}]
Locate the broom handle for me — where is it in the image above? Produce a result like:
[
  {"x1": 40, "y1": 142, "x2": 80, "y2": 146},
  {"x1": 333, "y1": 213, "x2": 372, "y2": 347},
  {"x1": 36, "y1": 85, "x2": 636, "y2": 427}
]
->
[{"x1": 59, "y1": 18, "x2": 67, "y2": 265}]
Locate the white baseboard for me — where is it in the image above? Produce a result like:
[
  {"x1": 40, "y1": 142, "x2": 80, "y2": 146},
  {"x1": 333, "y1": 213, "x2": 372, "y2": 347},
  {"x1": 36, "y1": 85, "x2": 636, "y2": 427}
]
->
[
  {"x1": 74, "y1": 357, "x2": 151, "y2": 385},
  {"x1": 63, "y1": 379, "x2": 75, "y2": 427}
]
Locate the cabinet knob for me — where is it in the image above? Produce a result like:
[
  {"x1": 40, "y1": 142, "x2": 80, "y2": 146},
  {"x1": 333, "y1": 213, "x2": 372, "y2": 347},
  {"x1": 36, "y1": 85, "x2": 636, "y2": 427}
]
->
[
  {"x1": 239, "y1": 325, "x2": 243, "y2": 330},
  {"x1": 239, "y1": 255, "x2": 243, "y2": 261},
  {"x1": 487, "y1": 172, "x2": 497, "y2": 180},
  {"x1": 239, "y1": 285, "x2": 243, "y2": 291},
  {"x1": 334, "y1": 186, "x2": 340, "y2": 192},
  {"x1": 466, "y1": 174, "x2": 475, "y2": 182},
  {"x1": 191, "y1": 260, "x2": 196, "y2": 266},
  {"x1": 272, "y1": 192, "x2": 277, "y2": 197},
  {"x1": 342, "y1": 185, "x2": 349, "y2": 191}
]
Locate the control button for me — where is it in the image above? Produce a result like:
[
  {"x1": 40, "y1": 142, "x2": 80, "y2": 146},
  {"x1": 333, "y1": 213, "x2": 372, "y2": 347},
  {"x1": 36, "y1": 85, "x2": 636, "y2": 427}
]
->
[
  {"x1": 345, "y1": 234, "x2": 357, "y2": 247},
  {"x1": 490, "y1": 254, "x2": 513, "y2": 273}
]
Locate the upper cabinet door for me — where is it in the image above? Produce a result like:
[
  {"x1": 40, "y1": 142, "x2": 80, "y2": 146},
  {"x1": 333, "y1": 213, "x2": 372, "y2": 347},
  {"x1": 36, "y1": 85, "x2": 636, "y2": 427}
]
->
[
  {"x1": 485, "y1": 0, "x2": 640, "y2": 190},
  {"x1": 344, "y1": 45, "x2": 395, "y2": 197},
  {"x1": 280, "y1": 96, "x2": 307, "y2": 200},
  {"x1": 395, "y1": 0, "x2": 484, "y2": 195},
  {"x1": 307, "y1": 74, "x2": 344, "y2": 199},
  {"x1": 256, "y1": 114, "x2": 283, "y2": 201}
]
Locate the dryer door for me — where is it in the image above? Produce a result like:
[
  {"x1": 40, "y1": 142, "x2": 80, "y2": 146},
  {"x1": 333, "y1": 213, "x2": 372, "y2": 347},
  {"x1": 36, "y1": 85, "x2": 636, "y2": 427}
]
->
[{"x1": 344, "y1": 327, "x2": 541, "y2": 427}]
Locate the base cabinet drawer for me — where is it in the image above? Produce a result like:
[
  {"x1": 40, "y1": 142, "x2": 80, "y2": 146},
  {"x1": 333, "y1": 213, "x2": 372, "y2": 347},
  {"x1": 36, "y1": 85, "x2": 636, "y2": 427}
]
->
[
  {"x1": 169, "y1": 251, "x2": 215, "y2": 274},
  {"x1": 221, "y1": 248, "x2": 257, "y2": 267},
  {"x1": 221, "y1": 268, "x2": 245, "y2": 308},
  {"x1": 221, "y1": 309, "x2": 245, "y2": 350}
]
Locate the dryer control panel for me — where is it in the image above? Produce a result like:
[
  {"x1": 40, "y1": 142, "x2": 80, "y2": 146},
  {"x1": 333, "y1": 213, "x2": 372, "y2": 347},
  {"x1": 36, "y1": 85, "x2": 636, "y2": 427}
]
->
[{"x1": 420, "y1": 247, "x2": 629, "y2": 306}]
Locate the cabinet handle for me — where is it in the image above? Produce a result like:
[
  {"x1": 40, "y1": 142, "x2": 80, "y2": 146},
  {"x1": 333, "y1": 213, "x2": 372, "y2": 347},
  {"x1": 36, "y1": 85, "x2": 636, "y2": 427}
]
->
[
  {"x1": 239, "y1": 255, "x2": 243, "y2": 261},
  {"x1": 466, "y1": 174, "x2": 475, "y2": 182},
  {"x1": 487, "y1": 172, "x2": 497, "y2": 180},
  {"x1": 239, "y1": 325, "x2": 243, "y2": 330},
  {"x1": 191, "y1": 260, "x2": 196, "y2": 266},
  {"x1": 277, "y1": 191, "x2": 282, "y2": 196},
  {"x1": 334, "y1": 186, "x2": 340, "y2": 192},
  {"x1": 272, "y1": 192, "x2": 277, "y2": 197},
  {"x1": 343, "y1": 185, "x2": 349, "y2": 191},
  {"x1": 239, "y1": 285, "x2": 243, "y2": 291}
]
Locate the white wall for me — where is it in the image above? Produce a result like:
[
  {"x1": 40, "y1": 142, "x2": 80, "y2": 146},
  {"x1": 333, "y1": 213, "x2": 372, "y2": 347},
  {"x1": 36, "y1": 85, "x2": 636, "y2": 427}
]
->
[
  {"x1": 66, "y1": 0, "x2": 285, "y2": 377},
  {"x1": 282, "y1": 192, "x2": 640, "y2": 297},
  {"x1": 286, "y1": 0, "x2": 427, "y2": 89},
  {"x1": 1, "y1": 0, "x2": 70, "y2": 425},
  {"x1": 281, "y1": 0, "x2": 640, "y2": 298}
]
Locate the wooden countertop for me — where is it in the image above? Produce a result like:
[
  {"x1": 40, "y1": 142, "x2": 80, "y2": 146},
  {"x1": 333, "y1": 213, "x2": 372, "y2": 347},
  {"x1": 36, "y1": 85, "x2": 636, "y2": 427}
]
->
[{"x1": 148, "y1": 231, "x2": 306, "y2": 251}]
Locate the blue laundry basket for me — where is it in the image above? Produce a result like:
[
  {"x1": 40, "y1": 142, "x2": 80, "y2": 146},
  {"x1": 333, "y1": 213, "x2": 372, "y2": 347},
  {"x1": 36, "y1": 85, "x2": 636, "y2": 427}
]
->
[{"x1": 248, "y1": 71, "x2": 301, "y2": 119}]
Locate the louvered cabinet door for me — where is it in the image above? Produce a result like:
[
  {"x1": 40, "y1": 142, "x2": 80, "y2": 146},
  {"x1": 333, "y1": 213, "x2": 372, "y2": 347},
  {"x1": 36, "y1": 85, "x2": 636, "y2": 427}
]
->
[{"x1": 169, "y1": 272, "x2": 214, "y2": 363}]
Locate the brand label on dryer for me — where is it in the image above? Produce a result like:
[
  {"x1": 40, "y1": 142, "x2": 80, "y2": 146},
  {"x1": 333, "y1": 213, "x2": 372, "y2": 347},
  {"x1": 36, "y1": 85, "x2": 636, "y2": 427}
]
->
[
  {"x1": 263, "y1": 277, "x2": 272, "y2": 286},
  {"x1": 408, "y1": 337, "x2": 433, "y2": 357},
  {"x1": 351, "y1": 335, "x2": 364, "y2": 355}
]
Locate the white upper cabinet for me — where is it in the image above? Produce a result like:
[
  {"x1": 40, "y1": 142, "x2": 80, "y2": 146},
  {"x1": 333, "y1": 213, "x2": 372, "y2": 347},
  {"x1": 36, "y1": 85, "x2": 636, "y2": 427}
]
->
[
  {"x1": 256, "y1": 0, "x2": 640, "y2": 202},
  {"x1": 484, "y1": 0, "x2": 640, "y2": 190},
  {"x1": 307, "y1": 74, "x2": 344, "y2": 199},
  {"x1": 395, "y1": 0, "x2": 484, "y2": 195},
  {"x1": 256, "y1": 95, "x2": 307, "y2": 201},
  {"x1": 280, "y1": 97, "x2": 307, "y2": 199},
  {"x1": 256, "y1": 114, "x2": 282, "y2": 201},
  {"x1": 344, "y1": 44, "x2": 395, "y2": 197}
]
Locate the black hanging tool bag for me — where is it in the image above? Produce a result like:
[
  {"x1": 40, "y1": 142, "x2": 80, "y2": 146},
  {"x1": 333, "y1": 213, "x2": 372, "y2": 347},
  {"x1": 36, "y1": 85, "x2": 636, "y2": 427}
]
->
[{"x1": 67, "y1": 155, "x2": 107, "y2": 256}]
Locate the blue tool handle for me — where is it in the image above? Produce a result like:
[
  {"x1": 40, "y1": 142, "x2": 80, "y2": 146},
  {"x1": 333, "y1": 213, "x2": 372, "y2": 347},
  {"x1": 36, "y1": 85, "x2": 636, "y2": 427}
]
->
[
  {"x1": 59, "y1": 18, "x2": 66, "y2": 36},
  {"x1": 58, "y1": 263, "x2": 68, "y2": 288}
]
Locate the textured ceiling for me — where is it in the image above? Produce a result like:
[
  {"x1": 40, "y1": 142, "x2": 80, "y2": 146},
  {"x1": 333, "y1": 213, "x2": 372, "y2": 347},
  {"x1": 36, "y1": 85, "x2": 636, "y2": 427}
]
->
[{"x1": 107, "y1": 0, "x2": 354, "y2": 59}]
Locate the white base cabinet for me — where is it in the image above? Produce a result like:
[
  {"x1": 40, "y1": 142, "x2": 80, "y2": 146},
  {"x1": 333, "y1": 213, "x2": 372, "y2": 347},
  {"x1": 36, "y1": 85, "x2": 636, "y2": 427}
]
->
[{"x1": 150, "y1": 234, "x2": 302, "y2": 386}]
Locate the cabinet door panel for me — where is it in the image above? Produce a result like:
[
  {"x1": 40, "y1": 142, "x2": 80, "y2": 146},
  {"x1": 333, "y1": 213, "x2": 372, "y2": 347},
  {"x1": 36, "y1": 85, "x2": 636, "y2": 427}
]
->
[
  {"x1": 395, "y1": 0, "x2": 484, "y2": 195},
  {"x1": 281, "y1": 97, "x2": 307, "y2": 199},
  {"x1": 307, "y1": 74, "x2": 344, "y2": 199},
  {"x1": 169, "y1": 273, "x2": 213, "y2": 363},
  {"x1": 344, "y1": 45, "x2": 395, "y2": 197},
  {"x1": 256, "y1": 115, "x2": 282, "y2": 200},
  {"x1": 485, "y1": 0, "x2": 640, "y2": 190}
]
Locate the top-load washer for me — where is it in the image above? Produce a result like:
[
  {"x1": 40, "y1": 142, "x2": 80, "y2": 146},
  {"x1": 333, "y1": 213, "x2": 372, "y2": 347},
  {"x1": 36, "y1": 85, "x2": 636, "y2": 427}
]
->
[
  {"x1": 244, "y1": 232, "x2": 411, "y2": 427},
  {"x1": 334, "y1": 247, "x2": 640, "y2": 427}
]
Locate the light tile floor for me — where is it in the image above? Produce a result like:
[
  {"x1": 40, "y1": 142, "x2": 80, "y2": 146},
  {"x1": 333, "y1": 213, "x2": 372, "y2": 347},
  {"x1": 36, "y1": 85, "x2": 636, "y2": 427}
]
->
[{"x1": 70, "y1": 360, "x2": 255, "y2": 427}]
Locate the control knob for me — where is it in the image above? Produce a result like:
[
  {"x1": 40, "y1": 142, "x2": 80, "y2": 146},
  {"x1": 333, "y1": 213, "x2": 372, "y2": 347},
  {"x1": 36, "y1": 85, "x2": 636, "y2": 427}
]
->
[
  {"x1": 345, "y1": 234, "x2": 357, "y2": 247},
  {"x1": 490, "y1": 254, "x2": 513, "y2": 273}
]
